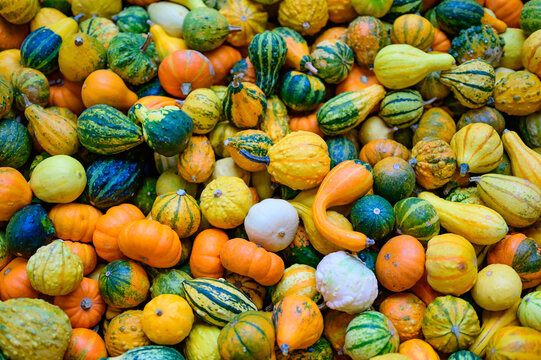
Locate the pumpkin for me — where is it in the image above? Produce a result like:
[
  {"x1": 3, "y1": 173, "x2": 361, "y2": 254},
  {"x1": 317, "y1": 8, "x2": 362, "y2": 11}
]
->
[
  {"x1": 487, "y1": 233, "x2": 541, "y2": 289},
  {"x1": 104, "y1": 310, "x2": 150, "y2": 357},
  {"x1": 359, "y1": 139, "x2": 410, "y2": 168},
  {"x1": 336, "y1": 64, "x2": 379, "y2": 94},
  {"x1": 457, "y1": 106, "x2": 506, "y2": 135},
  {"x1": 486, "y1": 0, "x2": 522, "y2": 28},
  {"x1": 278, "y1": 0, "x2": 328, "y2": 36},
  {"x1": 373, "y1": 157, "x2": 416, "y2": 204},
  {"x1": 311, "y1": 40, "x2": 354, "y2": 84},
  {"x1": 280, "y1": 71, "x2": 326, "y2": 112},
  {"x1": 82, "y1": 70, "x2": 138, "y2": 111},
  {"x1": 177, "y1": 136, "x2": 215, "y2": 184},
  {"x1": 289, "y1": 109, "x2": 324, "y2": 137},
  {"x1": 48, "y1": 204, "x2": 102, "y2": 244},
  {"x1": 410, "y1": 270, "x2": 443, "y2": 306},
  {"x1": 422, "y1": 296, "x2": 481, "y2": 353},
  {"x1": 223, "y1": 271, "x2": 266, "y2": 310},
  {"x1": 53, "y1": 277, "x2": 105, "y2": 329},
  {"x1": 64, "y1": 328, "x2": 108, "y2": 360},
  {"x1": 98, "y1": 259, "x2": 149, "y2": 308},
  {"x1": 0, "y1": 257, "x2": 39, "y2": 300},
  {"x1": 92, "y1": 204, "x2": 145, "y2": 262},
  {"x1": 142, "y1": 294, "x2": 194, "y2": 345},
  {"x1": 64, "y1": 241, "x2": 98, "y2": 276},
  {"x1": 220, "y1": 0, "x2": 268, "y2": 47},
  {"x1": 346, "y1": 16, "x2": 389, "y2": 66},
  {"x1": 394, "y1": 197, "x2": 440, "y2": 242},
  {"x1": 425, "y1": 233, "x2": 478, "y2": 296},
  {"x1": 273, "y1": 295, "x2": 324, "y2": 355},
  {"x1": 399, "y1": 339, "x2": 440, "y2": 360},
  {"x1": 150, "y1": 189, "x2": 201, "y2": 238},
  {"x1": 118, "y1": 219, "x2": 182, "y2": 269},
  {"x1": 413, "y1": 107, "x2": 457, "y2": 145},
  {"x1": 159, "y1": 50, "x2": 215, "y2": 98},
  {"x1": 432, "y1": 27, "x2": 452, "y2": 52},
  {"x1": 190, "y1": 229, "x2": 229, "y2": 279},
  {"x1": 220, "y1": 237, "x2": 285, "y2": 286},
  {"x1": 48, "y1": 75, "x2": 85, "y2": 115},
  {"x1": 0, "y1": 167, "x2": 32, "y2": 222},
  {"x1": 380, "y1": 293, "x2": 427, "y2": 342},
  {"x1": 486, "y1": 326, "x2": 541, "y2": 360},
  {"x1": 218, "y1": 311, "x2": 276, "y2": 360},
  {"x1": 200, "y1": 176, "x2": 253, "y2": 229},
  {"x1": 410, "y1": 137, "x2": 457, "y2": 189},
  {"x1": 59, "y1": 33, "x2": 107, "y2": 83},
  {"x1": 494, "y1": 70, "x2": 541, "y2": 116},
  {"x1": 471, "y1": 264, "x2": 522, "y2": 311},
  {"x1": 79, "y1": 17, "x2": 119, "y2": 51},
  {"x1": 204, "y1": 45, "x2": 242, "y2": 85},
  {"x1": 391, "y1": 14, "x2": 435, "y2": 51}
]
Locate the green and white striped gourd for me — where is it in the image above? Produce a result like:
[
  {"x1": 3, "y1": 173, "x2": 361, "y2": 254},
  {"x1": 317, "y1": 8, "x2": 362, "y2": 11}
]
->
[
  {"x1": 279, "y1": 71, "x2": 325, "y2": 112},
  {"x1": 248, "y1": 31, "x2": 288, "y2": 96},
  {"x1": 311, "y1": 40, "x2": 354, "y2": 84}
]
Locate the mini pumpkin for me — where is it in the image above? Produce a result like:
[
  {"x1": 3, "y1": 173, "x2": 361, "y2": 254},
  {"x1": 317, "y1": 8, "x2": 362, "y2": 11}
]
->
[
  {"x1": 54, "y1": 277, "x2": 105, "y2": 329},
  {"x1": 380, "y1": 293, "x2": 427, "y2": 342},
  {"x1": 142, "y1": 294, "x2": 194, "y2": 345}
]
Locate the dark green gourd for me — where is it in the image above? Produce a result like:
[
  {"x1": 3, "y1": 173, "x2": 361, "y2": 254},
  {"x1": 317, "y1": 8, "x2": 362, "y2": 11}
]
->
[{"x1": 248, "y1": 31, "x2": 288, "y2": 96}]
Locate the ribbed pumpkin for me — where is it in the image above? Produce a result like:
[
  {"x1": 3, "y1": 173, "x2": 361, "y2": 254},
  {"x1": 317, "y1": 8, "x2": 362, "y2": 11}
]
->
[
  {"x1": 151, "y1": 190, "x2": 201, "y2": 238},
  {"x1": 49, "y1": 204, "x2": 102, "y2": 244},
  {"x1": 457, "y1": 106, "x2": 506, "y2": 135},
  {"x1": 64, "y1": 241, "x2": 98, "y2": 276},
  {"x1": 346, "y1": 16, "x2": 389, "y2": 66},
  {"x1": 425, "y1": 234, "x2": 478, "y2": 296},
  {"x1": 159, "y1": 50, "x2": 215, "y2": 98},
  {"x1": 105, "y1": 310, "x2": 150, "y2": 357},
  {"x1": 219, "y1": 0, "x2": 267, "y2": 47},
  {"x1": 54, "y1": 277, "x2": 105, "y2": 329},
  {"x1": 178, "y1": 136, "x2": 215, "y2": 184},
  {"x1": 359, "y1": 139, "x2": 410, "y2": 168},
  {"x1": 380, "y1": 293, "x2": 426, "y2": 342},
  {"x1": 0, "y1": 257, "x2": 39, "y2": 300},
  {"x1": 494, "y1": 70, "x2": 541, "y2": 116},
  {"x1": 486, "y1": 326, "x2": 541, "y2": 360},
  {"x1": 0, "y1": 167, "x2": 32, "y2": 222},
  {"x1": 224, "y1": 130, "x2": 273, "y2": 172},
  {"x1": 394, "y1": 197, "x2": 440, "y2": 242},
  {"x1": 223, "y1": 76, "x2": 267, "y2": 129},
  {"x1": 413, "y1": 107, "x2": 457, "y2": 145},
  {"x1": 410, "y1": 137, "x2": 457, "y2": 189},
  {"x1": 422, "y1": 296, "x2": 481, "y2": 353},
  {"x1": 48, "y1": 75, "x2": 85, "y2": 115},
  {"x1": 391, "y1": 14, "x2": 435, "y2": 51},
  {"x1": 278, "y1": 0, "x2": 328, "y2": 36},
  {"x1": 64, "y1": 328, "x2": 108, "y2": 360}
]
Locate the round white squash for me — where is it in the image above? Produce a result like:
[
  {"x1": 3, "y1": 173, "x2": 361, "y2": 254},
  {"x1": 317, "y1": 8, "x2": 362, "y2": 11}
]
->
[
  {"x1": 316, "y1": 251, "x2": 378, "y2": 314},
  {"x1": 244, "y1": 198, "x2": 299, "y2": 252}
]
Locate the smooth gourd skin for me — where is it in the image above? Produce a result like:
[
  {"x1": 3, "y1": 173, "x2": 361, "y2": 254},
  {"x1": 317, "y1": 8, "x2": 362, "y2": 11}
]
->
[
  {"x1": 344, "y1": 311, "x2": 399, "y2": 360},
  {"x1": 279, "y1": 71, "x2": 325, "y2": 112},
  {"x1": 248, "y1": 31, "x2": 288, "y2": 96},
  {"x1": 114, "y1": 6, "x2": 150, "y2": 33},
  {"x1": 98, "y1": 259, "x2": 150, "y2": 308}
]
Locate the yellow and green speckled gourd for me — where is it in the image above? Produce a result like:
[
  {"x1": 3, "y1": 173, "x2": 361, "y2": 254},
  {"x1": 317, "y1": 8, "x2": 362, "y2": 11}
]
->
[
  {"x1": 26, "y1": 239, "x2": 84, "y2": 296},
  {"x1": 374, "y1": 44, "x2": 456, "y2": 89},
  {"x1": 179, "y1": 88, "x2": 221, "y2": 135},
  {"x1": 58, "y1": 33, "x2": 107, "y2": 83},
  {"x1": 223, "y1": 75, "x2": 267, "y2": 129},
  {"x1": 346, "y1": 16, "x2": 389, "y2": 67},
  {"x1": 413, "y1": 107, "x2": 457, "y2": 145},
  {"x1": 502, "y1": 129, "x2": 541, "y2": 190},
  {"x1": 0, "y1": 0, "x2": 40, "y2": 25},
  {"x1": 0, "y1": 74, "x2": 13, "y2": 118},
  {"x1": 449, "y1": 25, "x2": 504, "y2": 67},
  {"x1": 261, "y1": 95, "x2": 290, "y2": 143},
  {"x1": 494, "y1": 70, "x2": 541, "y2": 116},
  {"x1": 278, "y1": 0, "x2": 329, "y2": 36},
  {"x1": 105, "y1": 310, "x2": 150, "y2": 357},
  {"x1": 225, "y1": 130, "x2": 274, "y2": 172}
]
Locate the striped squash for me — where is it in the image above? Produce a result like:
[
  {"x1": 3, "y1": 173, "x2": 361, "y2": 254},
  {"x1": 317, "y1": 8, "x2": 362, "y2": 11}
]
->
[
  {"x1": 86, "y1": 158, "x2": 143, "y2": 210},
  {"x1": 346, "y1": 16, "x2": 389, "y2": 66},
  {"x1": 520, "y1": 0, "x2": 541, "y2": 35},
  {"x1": 0, "y1": 75, "x2": 12, "y2": 118},
  {"x1": 209, "y1": 121, "x2": 239, "y2": 158},
  {"x1": 422, "y1": 296, "x2": 481, "y2": 353},
  {"x1": 379, "y1": 90, "x2": 424, "y2": 129},
  {"x1": 21, "y1": 28, "x2": 63, "y2": 76},
  {"x1": 450, "y1": 25, "x2": 504, "y2": 67},
  {"x1": 384, "y1": 0, "x2": 423, "y2": 22},
  {"x1": 394, "y1": 197, "x2": 440, "y2": 242},
  {"x1": 450, "y1": 350, "x2": 482, "y2": 360},
  {"x1": 151, "y1": 189, "x2": 201, "y2": 238},
  {"x1": 518, "y1": 112, "x2": 541, "y2": 148},
  {"x1": 317, "y1": 84, "x2": 386, "y2": 135},
  {"x1": 475, "y1": 174, "x2": 541, "y2": 228},
  {"x1": 11, "y1": 68, "x2": 49, "y2": 111},
  {"x1": 260, "y1": 95, "x2": 290, "y2": 143},
  {"x1": 98, "y1": 259, "x2": 149, "y2": 308},
  {"x1": 0, "y1": 120, "x2": 31, "y2": 169},
  {"x1": 435, "y1": 0, "x2": 484, "y2": 35},
  {"x1": 182, "y1": 278, "x2": 257, "y2": 327},
  {"x1": 0, "y1": 0, "x2": 39, "y2": 25},
  {"x1": 446, "y1": 187, "x2": 485, "y2": 205},
  {"x1": 225, "y1": 130, "x2": 273, "y2": 172},
  {"x1": 326, "y1": 137, "x2": 358, "y2": 169},
  {"x1": 311, "y1": 40, "x2": 354, "y2": 84},
  {"x1": 107, "y1": 33, "x2": 158, "y2": 85},
  {"x1": 344, "y1": 311, "x2": 400, "y2": 360},
  {"x1": 440, "y1": 60, "x2": 495, "y2": 109},
  {"x1": 279, "y1": 71, "x2": 325, "y2": 112},
  {"x1": 177, "y1": 136, "x2": 215, "y2": 184},
  {"x1": 272, "y1": 27, "x2": 316, "y2": 73},
  {"x1": 223, "y1": 77, "x2": 267, "y2": 129},
  {"x1": 79, "y1": 17, "x2": 119, "y2": 50},
  {"x1": 391, "y1": 14, "x2": 435, "y2": 51},
  {"x1": 518, "y1": 292, "x2": 541, "y2": 331},
  {"x1": 248, "y1": 31, "x2": 288, "y2": 96},
  {"x1": 413, "y1": 107, "x2": 457, "y2": 145},
  {"x1": 77, "y1": 105, "x2": 144, "y2": 155},
  {"x1": 271, "y1": 264, "x2": 320, "y2": 304},
  {"x1": 350, "y1": 194, "x2": 395, "y2": 242},
  {"x1": 180, "y1": 88, "x2": 221, "y2": 135},
  {"x1": 486, "y1": 326, "x2": 541, "y2": 360},
  {"x1": 281, "y1": 225, "x2": 322, "y2": 269},
  {"x1": 223, "y1": 272, "x2": 266, "y2": 310}
]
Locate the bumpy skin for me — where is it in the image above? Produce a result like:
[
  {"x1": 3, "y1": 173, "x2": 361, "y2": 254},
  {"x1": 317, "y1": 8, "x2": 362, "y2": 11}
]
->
[
  {"x1": 450, "y1": 25, "x2": 504, "y2": 67},
  {"x1": 0, "y1": 298, "x2": 72, "y2": 360}
]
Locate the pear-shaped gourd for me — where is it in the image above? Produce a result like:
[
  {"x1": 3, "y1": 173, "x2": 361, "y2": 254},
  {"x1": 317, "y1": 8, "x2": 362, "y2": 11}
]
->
[
  {"x1": 22, "y1": 95, "x2": 79, "y2": 156},
  {"x1": 223, "y1": 75, "x2": 267, "y2": 129},
  {"x1": 418, "y1": 191, "x2": 508, "y2": 245},
  {"x1": 248, "y1": 31, "x2": 288, "y2": 96},
  {"x1": 182, "y1": 8, "x2": 242, "y2": 52},
  {"x1": 373, "y1": 44, "x2": 455, "y2": 89},
  {"x1": 440, "y1": 59, "x2": 495, "y2": 108},
  {"x1": 131, "y1": 103, "x2": 194, "y2": 157},
  {"x1": 148, "y1": 21, "x2": 188, "y2": 61},
  {"x1": 502, "y1": 130, "x2": 541, "y2": 190}
]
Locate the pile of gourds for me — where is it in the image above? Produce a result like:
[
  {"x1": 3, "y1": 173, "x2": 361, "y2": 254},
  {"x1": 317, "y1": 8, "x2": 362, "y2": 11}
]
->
[{"x1": 1, "y1": 0, "x2": 541, "y2": 359}]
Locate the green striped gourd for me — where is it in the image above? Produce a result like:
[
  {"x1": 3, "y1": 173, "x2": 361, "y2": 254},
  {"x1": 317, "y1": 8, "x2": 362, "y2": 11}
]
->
[
  {"x1": 379, "y1": 90, "x2": 424, "y2": 128},
  {"x1": 225, "y1": 130, "x2": 273, "y2": 165},
  {"x1": 326, "y1": 137, "x2": 358, "y2": 169},
  {"x1": 85, "y1": 158, "x2": 143, "y2": 209},
  {"x1": 271, "y1": 27, "x2": 317, "y2": 73},
  {"x1": 79, "y1": 17, "x2": 119, "y2": 50},
  {"x1": 473, "y1": 174, "x2": 541, "y2": 228},
  {"x1": 113, "y1": 6, "x2": 150, "y2": 33},
  {"x1": 279, "y1": 71, "x2": 325, "y2": 112},
  {"x1": 0, "y1": 75, "x2": 13, "y2": 118},
  {"x1": 261, "y1": 95, "x2": 290, "y2": 143},
  {"x1": 311, "y1": 40, "x2": 354, "y2": 84},
  {"x1": 435, "y1": 0, "x2": 484, "y2": 35},
  {"x1": 182, "y1": 8, "x2": 238, "y2": 52},
  {"x1": 99, "y1": 346, "x2": 185, "y2": 360},
  {"x1": 248, "y1": 31, "x2": 288, "y2": 96},
  {"x1": 98, "y1": 259, "x2": 149, "y2": 308},
  {"x1": 317, "y1": 84, "x2": 386, "y2": 136},
  {"x1": 520, "y1": 0, "x2": 541, "y2": 35},
  {"x1": 130, "y1": 104, "x2": 194, "y2": 157},
  {"x1": 517, "y1": 291, "x2": 541, "y2": 331},
  {"x1": 133, "y1": 177, "x2": 157, "y2": 215},
  {"x1": 383, "y1": 0, "x2": 423, "y2": 22},
  {"x1": 180, "y1": 88, "x2": 222, "y2": 135},
  {"x1": 518, "y1": 112, "x2": 541, "y2": 148},
  {"x1": 350, "y1": 194, "x2": 395, "y2": 242},
  {"x1": 77, "y1": 104, "x2": 144, "y2": 155},
  {"x1": 151, "y1": 189, "x2": 201, "y2": 238},
  {"x1": 223, "y1": 76, "x2": 267, "y2": 129},
  {"x1": 182, "y1": 278, "x2": 257, "y2": 327},
  {"x1": 394, "y1": 197, "x2": 440, "y2": 242},
  {"x1": 0, "y1": 120, "x2": 31, "y2": 169},
  {"x1": 450, "y1": 25, "x2": 504, "y2": 67},
  {"x1": 440, "y1": 60, "x2": 495, "y2": 109},
  {"x1": 449, "y1": 350, "x2": 482, "y2": 360},
  {"x1": 344, "y1": 311, "x2": 400, "y2": 360},
  {"x1": 150, "y1": 269, "x2": 192, "y2": 298},
  {"x1": 107, "y1": 33, "x2": 158, "y2": 85}
]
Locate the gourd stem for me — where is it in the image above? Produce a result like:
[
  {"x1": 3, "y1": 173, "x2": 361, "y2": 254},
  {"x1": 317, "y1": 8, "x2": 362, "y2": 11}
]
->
[
  {"x1": 366, "y1": 238, "x2": 375, "y2": 247},
  {"x1": 111, "y1": 15, "x2": 118, "y2": 21},
  {"x1": 147, "y1": 20, "x2": 155, "y2": 26},
  {"x1": 74, "y1": 37, "x2": 84, "y2": 47},
  {"x1": 422, "y1": 97, "x2": 437, "y2": 106},
  {"x1": 280, "y1": 344, "x2": 290, "y2": 356},
  {"x1": 304, "y1": 62, "x2": 318, "y2": 74},
  {"x1": 175, "y1": 99, "x2": 185, "y2": 106},
  {"x1": 21, "y1": 94, "x2": 32, "y2": 109},
  {"x1": 80, "y1": 298, "x2": 92, "y2": 311},
  {"x1": 228, "y1": 24, "x2": 243, "y2": 33},
  {"x1": 317, "y1": 303, "x2": 327, "y2": 311},
  {"x1": 469, "y1": 176, "x2": 482, "y2": 183},
  {"x1": 180, "y1": 83, "x2": 192, "y2": 96},
  {"x1": 140, "y1": 33, "x2": 153, "y2": 54},
  {"x1": 176, "y1": 189, "x2": 186, "y2": 196},
  {"x1": 231, "y1": 74, "x2": 243, "y2": 88},
  {"x1": 459, "y1": 163, "x2": 469, "y2": 177},
  {"x1": 91, "y1": 13, "x2": 98, "y2": 19},
  {"x1": 239, "y1": 149, "x2": 270, "y2": 165},
  {"x1": 409, "y1": 157, "x2": 418, "y2": 167},
  {"x1": 73, "y1": 14, "x2": 84, "y2": 22},
  {"x1": 502, "y1": 129, "x2": 510, "y2": 134}
]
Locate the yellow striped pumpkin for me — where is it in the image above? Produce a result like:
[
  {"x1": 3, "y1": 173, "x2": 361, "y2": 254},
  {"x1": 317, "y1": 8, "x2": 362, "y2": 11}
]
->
[
  {"x1": 390, "y1": 14, "x2": 435, "y2": 51},
  {"x1": 271, "y1": 264, "x2": 320, "y2": 304},
  {"x1": 150, "y1": 189, "x2": 201, "y2": 238}
]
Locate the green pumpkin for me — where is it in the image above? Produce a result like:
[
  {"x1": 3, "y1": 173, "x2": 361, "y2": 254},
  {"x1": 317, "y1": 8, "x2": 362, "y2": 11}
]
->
[
  {"x1": 20, "y1": 28, "x2": 62, "y2": 75},
  {"x1": 281, "y1": 225, "x2": 322, "y2": 269},
  {"x1": 276, "y1": 337, "x2": 333, "y2": 360},
  {"x1": 448, "y1": 350, "x2": 482, "y2": 360},
  {"x1": 457, "y1": 106, "x2": 506, "y2": 134},
  {"x1": 344, "y1": 311, "x2": 399, "y2": 360},
  {"x1": 520, "y1": 0, "x2": 541, "y2": 35},
  {"x1": 0, "y1": 120, "x2": 31, "y2": 169},
  {"x1": 150, "y1": 269, "x2": 192, "y2": 298},
  {"x1": 11, "y1": 68, "x2": 49, "y2": 111},
  {"x1": 182, "y1": 8, "x2": 233, "y2": 51},
  {"x1": 394, "y1": 197, "x2": 440, "y2": 242},
  {"x1": 6, "y1": 204, "x2": 55, "y2": 258},
  {"x1": 85, "y1": 158, "x2": 143, "y2": 209},
  {"x1": 133, "y1": 177, "x2": 157, "y2": 216},
  {"x1": 373, "y1": 157, "x2": 416, "y2": 204},
  {"x1": 279, "y1": 71, "x2": 326, "y2": 112},
  {"x1": 107, "y1": 33, "x2": 158, "y2": 85},
  {"x1": 326, "y1": 137, "x2": 358, "y2": 169},
  {"x1": 0, "y1": 74, "x2": 13, "y2": 118},
  {"x1": 248, "y1": 31, "x2": 288, "y2": 96},
  {"x1": 435, "y1": 0, "x2": 484, "y2": 35},
  {"x1": 357, "y1": 248, "x2": 379, "y2": 272},
  {"x1": 77, "y1": 104, "x2": 144, "y2": 155},
  {"x1": 134, "y1": 77, "x2": 167, "y2": 97},
  {"x1": 98, "y1": 259, "x2": 149, "y2": 308},
  {"x1": 383, "y1": 0, "x2": 423, "y2": 21},
  {"x1": 350, "y1": 194, "x2": 395, "y2": 242},
  {"x1": 113, "y1": 6, "x2": 150, "y2": 33},
  {"x1": 79, "y1": 17, "x2": 119, "y2": 50},
  {"x1": 379, "y1": 90, "x2": 424, "y2": 129},
  {"x1": 518, "y1": 112, "x2": 541, "y2": 148},
  {"x1": 450, "y1": 25, "x2": 504, "y2": 67},
  {"x1": 311, "y1": 40, "x2": 354, "y2": 84}
]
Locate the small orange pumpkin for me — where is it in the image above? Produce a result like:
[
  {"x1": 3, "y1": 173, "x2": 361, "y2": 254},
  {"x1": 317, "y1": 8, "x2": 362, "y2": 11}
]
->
[
  {"x1": 431, "y1": 28, "x2": 451, "y2": 53},
  {"x1": 190, "y1": 229, "x2": 229, "y2": 279},
  {"x1": 64, "y1": 241, "x2": 98, "y2": 276},
  {"x1": 399, "y1": 339, "x2": 440, "y2": 360},
  {"x1": 49, "y1": 203, "x2": 103, "y2": 244},
  {"x1": 48, "y1": 73, "x2": 85, "y2": 115},
  {"x1": 336, "y1": 64, "x2": 380, "y2": 94},
  {"x1": 379, "y1": 293, "x2": 427, "y2": 342},
  {"x1": 178, "y1": 135, "x2": 216, "y2": 184},
  {"x1": 64, "y1": 328, "x2": 108, "y2": 360},
  {"x1": 54, "y1": 278, "x2": 106, "y2": 329},
  {"x1": 134, "y1": 96, "x2": 182, "y2": 111},
  {"x1": 0, "y1": 167, "x2": 32, "y2": 221},
  {"x1": 289, "y1": 108, "x2": 325, "y2": 137},
  {"x1": 0, "y1": 257, "x2": 39, "y2": 300},
  {"x1": 82, "y1": 69, "x2": 138, "y2": 111},
  {"x1": 204, "y1": 45, "x2": 242, "y2": 85}
]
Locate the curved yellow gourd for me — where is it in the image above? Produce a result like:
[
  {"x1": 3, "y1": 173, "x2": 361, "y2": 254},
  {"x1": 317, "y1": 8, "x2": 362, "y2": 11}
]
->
[
  {"x1": 418, "y1": 191, "x2": 508, "y2": 245},
  {"x1": 149, "y1": 21, "x2": 188, "y2": 61},
  {"x1": 502, "y1": 130, "x2": 541, "y2": 190}
]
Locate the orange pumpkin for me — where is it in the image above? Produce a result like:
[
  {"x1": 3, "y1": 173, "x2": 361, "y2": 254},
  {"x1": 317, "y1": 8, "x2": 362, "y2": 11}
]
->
[
  {"x1": 289, "y1": 108, "x2": 325, "y2": 137},
  {"x1": 49, "y1": 203, "x2": 103, "y2": 244},
  {"x1": 48, "y1": 73, "x2": 85, "y2": 115},
  {"x1": 359, "y1": 139, "x2": 411, "y2": 168},
  {"x1": 379, "y1": 293, "x2": 427, "y2": 342},
  {"x1": 190, "y1": 229, "x2": 229, "y2": 279},
  {"x1": 158, "y1": 50, "x2": 215, "y2": 98},
  {"x1": 485, "y1": 0, "x2": 523, "y2": 28},
  {"x1": 0, "y1": 257, "x2": 39, "y2": 300},
  {"x1": 376, "y1": 235, "x2": 425, "y2": 292},
  {"x1": 105, "y1": 310, "x2": 150, "y2": 356},
  {"x1": 178, "y1": 135, "x2": 216, "y2": 184},
  {"x1": 431, "y1": 28, "x2": 451, "y2": 53},
  {"x1": 118, "y1": 219, "x2": 182, "y2": 269},
  {"x1": 0, "y1": 167, "x2": 32, "y2": 221},
  {"x1": 410, "y1": 269, "x2": 443, "y2": 306},
  {"x1": 0, "y1": 16, "x2": 28, "y2": 51},
  {"x1": 220, "y1": 238, "x2": 285, "y2": 286},
  {"x1": 92, "y1": 204, "x2": 145, "y2": 262},
  {"x1": 54, "y1": 278, "x2": 106, "y2": 329},
  {"x1": 399, "y1": 339, "x2": 440, "y2": 360},
  {"x1": 64, "y1": 241, "x2": 98, "y2": 276},
  {"x1": 324, "y1": 310, "x2": 356, "y2": 352},
  {"x1": 64, "y1": 328, "x2": 108, "y2": 360},
  {"x1": 134, "y1": 96, "x2": 182, "y2": 110},
  {"x1": 204, "y1": 45, "x2": 242, "y2": 85},
  {"x1": 336, "y1": 64, "x2": 379, "y2": 94}
]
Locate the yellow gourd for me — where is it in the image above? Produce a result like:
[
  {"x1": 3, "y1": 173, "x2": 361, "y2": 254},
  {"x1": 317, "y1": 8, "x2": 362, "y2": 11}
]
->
[
  {"x1": 30, "y1": 8, "x2": 67, "y2": 32},
  {"x1": 278, "y1": 0, "x2": 329, "y2": 36},
  {"x1": 149, "y1": 21, "x2": 188, "y2": 62},
  {"x1": 502, "y1": 130, "x2": 541, "y2": 190},
  {"x1": 471, "y1": 264, "x2": 522, "y2": 311},
  {"x1": 71, "y1": 0, "x2": 122, "y2": 20}
]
